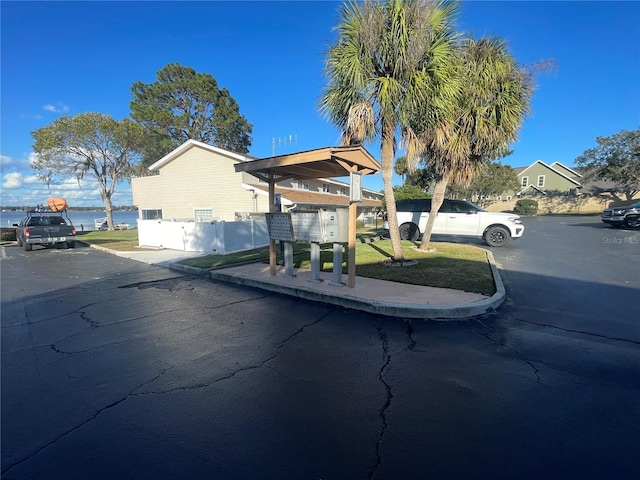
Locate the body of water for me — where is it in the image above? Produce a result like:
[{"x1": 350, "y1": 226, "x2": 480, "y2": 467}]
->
[{"x1": 1, "y1": 210, "x2": 140, "y2": 231}]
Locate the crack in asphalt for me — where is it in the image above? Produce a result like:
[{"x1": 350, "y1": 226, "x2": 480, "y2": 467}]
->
[
  {"x1": 368, "y1": 321, "x2": 416, "y2": 480},
  {"x1": 475, "y1": 317, "x2": 545, "y2": 385},
  {"x1": 1, "y1": 396, "x2": 129, "y2": 477},
  {"x1": 405, "y1": 319, "x2": 417, "y2": 351},
  {"x1": 368, "y1": 326, "x2": 393, "y2": 480},
  {"x1": 49, "y1": 296, "x2": 269, "y2": 355},
  {"x1": 117, "y1": 276, "x2": 195, "y2": 292},
  {"x1": 131, "y1": 311, "x2": 330, "y2": 395},
  {"x1": 503, "y1": 312, "x2": 640, "y2": 347},
  {"x1": 2, "y1": 312, "x2": 329, "y2": 477}
]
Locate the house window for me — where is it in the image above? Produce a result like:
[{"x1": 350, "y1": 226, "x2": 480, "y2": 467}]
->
[
  {"x1": 297, "y1": 180, "x2": 309, "y2": 190},
  {"x1": 339, "y1": 187, "x2": 347, "y2": 196},
  {"x1": 141, "y1": 208, "x2": 162, "y2": 220},
  {"x1": 322, "y1": 183, "x2": 331, "y2": 193},
  {"x1": 194, "y1": 209, "x2": 214, "y2": 222},
  {"x1": 521, "y1": 176, "x2": 529, "y2": 187},
  {"x1": 537, "y1": 175, "x2": 545, "y2": 187}
]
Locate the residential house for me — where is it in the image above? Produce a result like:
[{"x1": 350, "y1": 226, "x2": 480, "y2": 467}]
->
[
  {"x1": 512, "y1": 160, "x2": 583, "y2": 197},
  {"x1": 131, "y1": 140, "x2": 383, "y2": 222}
]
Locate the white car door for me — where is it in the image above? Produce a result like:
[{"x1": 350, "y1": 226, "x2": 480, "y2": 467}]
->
[
  {"x1": 441, "y1": 200, "x2": 481, "y2": 235},
  {"x1": 417, "y1": 203, "x2": 448, "y2": 234}
]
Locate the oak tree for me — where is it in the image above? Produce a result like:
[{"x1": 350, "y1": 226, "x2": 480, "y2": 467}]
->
[
  {"x1": 575, "y1": 127, "x2": 640, "y2": 201},
  {"x1": 31, "y1": 113, "x2": 146, "y2": 229}
]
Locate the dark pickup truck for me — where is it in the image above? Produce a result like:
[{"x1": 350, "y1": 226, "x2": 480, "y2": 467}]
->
[
  {"x1": 14, "y1": 211, "x2": 77, "y2": 251},
  {"x1": 601, "y1": 200, "x2": 640, "y2": 229}
]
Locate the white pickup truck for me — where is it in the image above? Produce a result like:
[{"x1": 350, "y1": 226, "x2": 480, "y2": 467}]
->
[{"x1": 387, "y1": 198, "x2": 524, "y2": 247}]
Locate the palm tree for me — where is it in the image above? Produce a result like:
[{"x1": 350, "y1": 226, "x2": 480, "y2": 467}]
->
[
  {"x1": 413, "y1": 36, "x2": 534, "y2": 251},
  {"x1": 319, "y1": 0, "x2": 458, "y2": 262}
]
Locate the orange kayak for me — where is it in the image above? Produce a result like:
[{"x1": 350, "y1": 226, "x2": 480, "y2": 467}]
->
[{"x1": 47, "y1": 197, "x2": 69, "y2": 212}]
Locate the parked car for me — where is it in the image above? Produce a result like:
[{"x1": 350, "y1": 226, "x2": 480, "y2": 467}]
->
[
  {"x1": 385, "y1": 198, "x2": 524, "y2": 247},
  {"x1": 14, "y1": 211, "x2": 76, "y2": 251},
  {"x1": 601, "y1": 201, "x2": 640, "y2": 228}
]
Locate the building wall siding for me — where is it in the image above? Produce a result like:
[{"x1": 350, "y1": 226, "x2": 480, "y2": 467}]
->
[
  {"x1": 519, "y1": 163, "x2": 578, "y2": 192},
  {"x1": 133, "y1": 142, "x2": 383, "y2": 220},
  {"x1": 132, "y1": 145, "x2": 257, "y2": 220}
]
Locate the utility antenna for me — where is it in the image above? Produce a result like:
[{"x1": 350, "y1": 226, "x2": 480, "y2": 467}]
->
[{"x1": 271, "y1": 134, "x2": 298, "y2": 156}]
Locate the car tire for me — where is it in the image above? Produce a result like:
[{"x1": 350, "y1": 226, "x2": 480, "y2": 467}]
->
[
  {"x1": 399, "y1": 223, "x2": 420, "y2": 241},
  {"x1": 16, "y1": 236, "x2": 22, "y2": 247},
  {"x1": 23, "y1": 241, "x2": 32, "y2": 251},
  {"x1": 484, "y1": 226, "x2": 510, "y2": 247},
  {"x1": 624, "y1": 215, "x2": 640, "y2": 229},
  {"x1": 67, "y1": 241, "x2": 76, "y2": 249}
]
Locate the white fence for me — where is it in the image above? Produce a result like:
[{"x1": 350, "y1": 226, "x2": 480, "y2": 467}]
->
[{"x1": 137, "y1": 219, "x2": 270, "y2": 254}]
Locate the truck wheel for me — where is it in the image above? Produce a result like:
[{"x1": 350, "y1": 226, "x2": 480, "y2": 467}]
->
[
  {"x1": 23, "y1": 241, "x2": 32, "y2": 251},
  {"x1": 399, "y1": 223, "x2": 419, "y2": 241},
  {"x1": 624, "y1": 215, "x2": 640, "y2": 229},
  {"x1": 67, "y1": 241, "x2": 76, "y2": 249},
  {"x1": 484, "y1": 226, "x2": 510, "y2": 247}
]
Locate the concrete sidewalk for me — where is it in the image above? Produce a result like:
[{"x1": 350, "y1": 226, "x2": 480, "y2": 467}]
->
[{"x1": 90, "y1": 243, "x2": 505, "y2": 320}]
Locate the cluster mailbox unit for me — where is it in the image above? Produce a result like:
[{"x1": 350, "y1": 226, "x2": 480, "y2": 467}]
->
[{"x1": 265, "y1": 209, "x2": 349, "y2": 285}]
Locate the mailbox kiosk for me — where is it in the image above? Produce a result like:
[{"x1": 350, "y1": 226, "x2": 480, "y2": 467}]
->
[{"x1": 266, "y1": 209, "x2": 349, "y2": 284}]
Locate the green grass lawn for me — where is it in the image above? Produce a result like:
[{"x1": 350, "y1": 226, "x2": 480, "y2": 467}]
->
[
  {"x1": 78, "y1": 229, "x2": 496, "y2": 295},
  {"x1": 180, "y1": 239, "x2": 495, "y2": 296},
  {"x1": 76, "y1": 230, "x2": 146, "y2": 251}
]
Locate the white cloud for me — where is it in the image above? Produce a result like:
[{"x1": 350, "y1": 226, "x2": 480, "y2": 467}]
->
[
  {"x1": 1, "y1": 155, "x2": 13, "y2": 166},
  {"x1": 2, "y1": 172, "x2": 23, "y2": 189},
  {"x1": 24, "y1": 175, "x2": 42, "y2": 184},
  {"x1": 1, "y1": 162, "x2": 134, "y2": 207},
  {"x1": 42, "y1": 102, "x2": 69, "y2": 114}
]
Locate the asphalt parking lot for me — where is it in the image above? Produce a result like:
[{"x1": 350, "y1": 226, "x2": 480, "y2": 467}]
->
[{"x1": 1, "y1": 215, "x2": 638, "y2": 479}]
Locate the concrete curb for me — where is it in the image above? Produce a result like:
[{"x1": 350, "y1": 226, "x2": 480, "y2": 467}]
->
[
  {"x1": 81, "y1": 240, "x2": 506, "y2": 320},
  {"x1": 209, "y1": 250, "x2": 505, "y2": 320}
]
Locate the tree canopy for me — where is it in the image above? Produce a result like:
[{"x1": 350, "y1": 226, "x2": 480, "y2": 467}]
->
[
  {"x1": 395, "y1": 155, "x2": 436, "y2": 191},
  {"x1": 31, "y1": 112, "x2": 146, "y2": 229},
  {"x1": 393, "y1": 184, "x2": 431, "y2": 201},
  {"x1": 447, "y1": 162, "x2": 520, "y2": 203},
  {"x1": 130, "y1": 63, "x2": 253, "y2": 167},
  {"x1": 575, "y1": 127, "x2": 640, "y2": 201}
]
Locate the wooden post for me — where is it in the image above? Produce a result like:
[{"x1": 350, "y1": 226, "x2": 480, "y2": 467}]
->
[
  {"x1": 269, "y1": 174, "x2": 276, "y2": 276},
  {"x1": 348, "y1": 197, "x2": 357, "y2": 288}
]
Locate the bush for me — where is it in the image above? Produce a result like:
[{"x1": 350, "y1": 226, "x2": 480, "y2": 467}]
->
[
  {"x1": 1, "y1": 228, "x2": 17, "y2": 242},
  {"x1": 514, "y1": 199, "x2": 538, "y2": 215}
]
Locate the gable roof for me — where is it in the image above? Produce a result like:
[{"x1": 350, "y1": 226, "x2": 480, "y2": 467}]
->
[
  {"x1": 550, "y1": 161, "x2": 583, "y2": 178},
  {"x1": 519, "y1": 184, "x2": 547, "y2": 195},
  {"x1": 234, "y1": 145, "x2": 380, "y2": 181},
  {"x1": 518, "y1": 160, "x2": 582, "y2": 187},
  {"x1": 148, "y1": 139, "x2": 254, "y2": 170}
]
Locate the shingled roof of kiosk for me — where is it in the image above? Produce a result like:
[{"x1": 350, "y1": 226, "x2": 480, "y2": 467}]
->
[{"x1": 233, "y1": 145, "x2": 380, "y2": 181}]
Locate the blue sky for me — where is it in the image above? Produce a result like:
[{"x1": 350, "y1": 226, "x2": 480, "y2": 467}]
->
[{"x1": 1, "y1": 0, "x2": 639, "y2": 207}]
